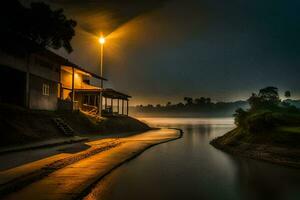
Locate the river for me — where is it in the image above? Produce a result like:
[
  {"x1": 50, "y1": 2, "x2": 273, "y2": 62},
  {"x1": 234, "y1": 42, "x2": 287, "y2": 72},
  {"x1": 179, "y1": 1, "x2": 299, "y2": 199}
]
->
[{"x1": 84, "y1": 117, "x2": 300, "y2": 200}]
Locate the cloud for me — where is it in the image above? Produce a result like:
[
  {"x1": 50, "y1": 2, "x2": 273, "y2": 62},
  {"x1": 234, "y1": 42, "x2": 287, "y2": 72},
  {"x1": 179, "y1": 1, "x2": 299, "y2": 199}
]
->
[{"x1": 42, "y1": 0, "x2": 169, "y2": 35}]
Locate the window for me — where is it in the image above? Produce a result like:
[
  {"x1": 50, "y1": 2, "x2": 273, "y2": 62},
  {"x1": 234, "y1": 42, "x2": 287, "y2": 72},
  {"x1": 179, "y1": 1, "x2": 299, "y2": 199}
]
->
[{"x1": 42, "y1": 84, "x2": 50, "y2": 96}]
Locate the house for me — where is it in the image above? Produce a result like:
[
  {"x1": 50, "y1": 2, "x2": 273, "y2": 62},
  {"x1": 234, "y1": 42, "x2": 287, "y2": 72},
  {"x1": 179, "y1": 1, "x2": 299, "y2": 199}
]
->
[{"x1": 0, "y1": 37, "x2": 130, "y2": 115}]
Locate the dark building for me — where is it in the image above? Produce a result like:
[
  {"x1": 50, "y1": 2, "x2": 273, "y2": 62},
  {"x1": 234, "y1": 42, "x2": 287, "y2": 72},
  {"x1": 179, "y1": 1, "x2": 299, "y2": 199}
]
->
[{"x1": 0, "y1": 40, "x2": 131, "y2": 115}]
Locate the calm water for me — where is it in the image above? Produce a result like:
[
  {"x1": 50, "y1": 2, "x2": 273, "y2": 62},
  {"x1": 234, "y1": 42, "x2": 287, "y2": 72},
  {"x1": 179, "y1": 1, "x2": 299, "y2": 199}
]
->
[{"x1": 86, "y1": 118, "x2": 300, "y2": 200}]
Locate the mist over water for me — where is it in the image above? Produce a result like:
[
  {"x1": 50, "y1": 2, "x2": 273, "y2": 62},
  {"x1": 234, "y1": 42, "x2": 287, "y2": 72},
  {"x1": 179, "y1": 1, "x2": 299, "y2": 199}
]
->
[
  {"x1": 139, "y1": 117, "x2": 234, "y2": 125},
  {"x1": 85, "y1": 117, "x2": 300, "y2": 200}
]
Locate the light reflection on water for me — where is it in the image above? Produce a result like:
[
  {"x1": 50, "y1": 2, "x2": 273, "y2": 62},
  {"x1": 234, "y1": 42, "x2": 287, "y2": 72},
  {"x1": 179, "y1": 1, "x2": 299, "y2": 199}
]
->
[
  {"x1": 85, "y1": 118, "x2": 300, "y2": 200},
  {"x1": 139, "y1": 117, "x2": 234, "y2": 126}
]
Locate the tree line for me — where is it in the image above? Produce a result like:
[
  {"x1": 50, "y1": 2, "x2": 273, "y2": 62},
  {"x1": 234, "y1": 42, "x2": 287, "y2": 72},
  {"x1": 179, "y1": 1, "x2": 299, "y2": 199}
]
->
[
  {"x1": 134, "y1": 96, "x2": 248, "y2": 116},
  {"x1": 134, "y1": 87, "x2": 297, "y2": 117}
]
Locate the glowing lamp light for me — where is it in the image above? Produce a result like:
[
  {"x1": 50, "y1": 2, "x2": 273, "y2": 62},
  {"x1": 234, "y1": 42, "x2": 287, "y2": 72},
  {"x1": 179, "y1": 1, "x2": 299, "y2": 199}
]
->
[{"x1": 99, "y1": 36, "x2": 106, "y2": 44}]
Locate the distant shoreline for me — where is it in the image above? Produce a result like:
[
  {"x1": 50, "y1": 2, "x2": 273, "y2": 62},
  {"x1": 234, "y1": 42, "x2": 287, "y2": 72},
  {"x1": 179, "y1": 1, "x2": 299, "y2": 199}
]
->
[{"x1": 131, "y1": 113, "x2": 235, "y2": 118}]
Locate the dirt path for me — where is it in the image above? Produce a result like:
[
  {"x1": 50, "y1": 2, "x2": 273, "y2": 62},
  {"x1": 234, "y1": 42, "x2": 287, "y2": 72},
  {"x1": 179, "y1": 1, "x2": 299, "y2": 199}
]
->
[{"x1": 0, "y1": 129, "x2": 182, "y2": 200}]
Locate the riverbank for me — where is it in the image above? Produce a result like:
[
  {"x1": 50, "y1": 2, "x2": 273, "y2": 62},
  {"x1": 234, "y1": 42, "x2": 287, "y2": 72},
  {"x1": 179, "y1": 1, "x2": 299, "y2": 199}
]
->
[
  {"x1": 211, "y1": 128, "x2": 300, "y2": 168},
  {"x1": 0, "y1": 104, "x2": 150, "y2": 148},
  {"x1": 0, "y1": 128, "x2": 182, "y2": 200}
]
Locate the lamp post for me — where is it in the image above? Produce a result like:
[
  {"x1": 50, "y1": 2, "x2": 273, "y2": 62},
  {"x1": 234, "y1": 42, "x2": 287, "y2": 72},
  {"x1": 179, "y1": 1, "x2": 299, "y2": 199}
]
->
[{"x1": 99, "y1": 35, "x2": 105, "y2": 116}]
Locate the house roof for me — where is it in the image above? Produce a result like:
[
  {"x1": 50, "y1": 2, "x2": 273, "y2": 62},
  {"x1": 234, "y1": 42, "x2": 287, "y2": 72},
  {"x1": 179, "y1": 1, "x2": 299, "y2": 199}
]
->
[
  {"x1": 37, "y1": 49, "x2": 107, "y2": 81},
  {"x1": 102, "y1": 88, "x2": 131, "y2": 100},
  {"x1": 0, "y1": 32, "x2": 107, "y2": 81},
  {"x1": 74, "y1": 89, "x2": 102, "y2": 93},
  {"x1": 74, "y1": 88, "x2": 131, "y2": 100},
  {"x1": 65, "y1": 61, "x2": 107, "y2": 81}
]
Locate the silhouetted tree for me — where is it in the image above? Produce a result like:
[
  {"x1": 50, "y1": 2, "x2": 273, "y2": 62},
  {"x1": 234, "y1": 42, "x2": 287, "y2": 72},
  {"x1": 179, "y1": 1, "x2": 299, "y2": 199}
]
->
[
  {"x1": 166, "y1": 102, "x2": 172, "y2": 107},
  {"x1": 176, "y1": 102, "x2": 184, "y2": 107},
  {"x1": 248, "y1": 87, "x2": 280, "y2": 110},
  {"x1": 285, "y1": 91, "x2": 291, "y2": 99},
  {"x1": 259, "y1": 87, "x2": 279, "y2": 101},
  {"x1": 194, "y1": 97, "x2": 212, "y2": 110},
  {"x1": 194, "y1": 98, "x2": 200, "y2": 105},
  {"x1": 248, "y1": 93, "x2": 262, "y2": 110},
  {"x1": 233, "y1": 108, "x2": 247, "y2": 126},
  {"x1": 184, "y1": 97, "x2": 193, "y2": 105},
  {"x1": 195, "y1": 97, "x2": 205, "y2": 105},
  {"x1": 0, "y1": 0, "x2": 76, "y2": 53},
  {"x1": 205, "y1": 98, "x2": 211, "y2": 104}
]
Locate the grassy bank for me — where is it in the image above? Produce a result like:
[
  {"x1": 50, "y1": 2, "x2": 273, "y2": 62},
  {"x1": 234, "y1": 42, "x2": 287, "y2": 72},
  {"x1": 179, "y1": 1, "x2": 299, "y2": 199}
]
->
[
  {"x1": 211, "y1": 109, "x2": 300, "y2": 168},
  {"x1": 0, "y1": 104, "x2": 150, "y2": 147},
  {"x1": 211, "y1": 87, "x2": 300, "y2": 168}
]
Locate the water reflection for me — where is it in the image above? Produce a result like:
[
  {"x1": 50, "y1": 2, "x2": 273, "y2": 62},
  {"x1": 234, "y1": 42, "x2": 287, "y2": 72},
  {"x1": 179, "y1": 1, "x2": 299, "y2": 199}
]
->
[
  {"x1": 85, "y1": 118, "x2": 300, "y2": 200},
  {"x1": 235, "y1": 158, "x2": 300, "y2": 200}
]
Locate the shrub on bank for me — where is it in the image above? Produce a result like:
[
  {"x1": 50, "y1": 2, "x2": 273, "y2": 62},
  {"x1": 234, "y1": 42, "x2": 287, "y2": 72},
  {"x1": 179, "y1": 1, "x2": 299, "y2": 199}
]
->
[{"x1": 234, "y1": 87, "x2": 300, "y2": 134}]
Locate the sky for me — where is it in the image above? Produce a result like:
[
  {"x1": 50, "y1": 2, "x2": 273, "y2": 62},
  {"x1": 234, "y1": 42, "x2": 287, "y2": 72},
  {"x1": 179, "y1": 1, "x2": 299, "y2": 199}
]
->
[{"x1": 26, "y1": 0, "x2": 300, "y2": 105}]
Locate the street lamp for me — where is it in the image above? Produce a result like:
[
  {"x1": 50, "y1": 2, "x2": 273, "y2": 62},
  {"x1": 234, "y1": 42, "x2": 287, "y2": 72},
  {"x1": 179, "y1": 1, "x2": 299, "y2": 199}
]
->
[
  {"x1": 99, "y1": 35, "x2": 106, "y2": 116},
  {"x1": 99, "y1": 37, "x2": 105, "y2": 45}
]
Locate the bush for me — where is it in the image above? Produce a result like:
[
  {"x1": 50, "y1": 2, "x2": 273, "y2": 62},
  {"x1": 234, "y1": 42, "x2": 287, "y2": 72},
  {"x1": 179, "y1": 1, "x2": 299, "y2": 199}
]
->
[
  {"x1": 246, "y1": 112, "x2": 276, "y2": 133},
  {"x1": 233, "y1": 108, "x2": 248, "y2": 127}
]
